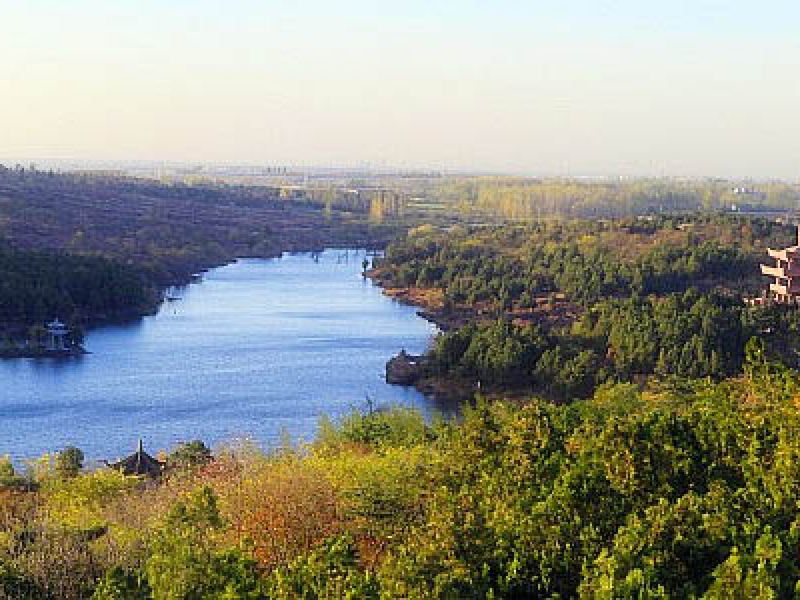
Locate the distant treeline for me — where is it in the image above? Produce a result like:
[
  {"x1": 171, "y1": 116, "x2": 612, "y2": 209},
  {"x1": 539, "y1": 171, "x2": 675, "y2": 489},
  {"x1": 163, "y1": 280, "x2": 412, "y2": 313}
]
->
[{"x1": 428, "y1": 176, "x2": 800, "y2": 218}]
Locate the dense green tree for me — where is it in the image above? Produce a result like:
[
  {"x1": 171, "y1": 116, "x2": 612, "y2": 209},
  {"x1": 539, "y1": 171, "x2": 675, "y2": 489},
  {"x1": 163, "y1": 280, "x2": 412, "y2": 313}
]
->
[
  {"x1": 166, "y1": 440, "x2": 212, "y2": 472},
  {"x1": 55, "y1": 446, "x2": 84, "y2": 479},
  {"x1": 268, "y1": 535, "x2": 379, "y2": 599},
  {"x1": 92, "y1": 567, "x2": 150, "y2": 600}
]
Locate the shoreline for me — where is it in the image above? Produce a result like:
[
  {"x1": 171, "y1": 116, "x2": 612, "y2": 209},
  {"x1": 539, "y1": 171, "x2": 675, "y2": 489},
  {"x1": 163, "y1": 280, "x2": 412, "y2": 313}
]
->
[
  {"x1": 368, "y1": 270, "x2": 466, "y2": 332},
  {"x1": 371, "y1": 271, "x2": 479, "y2": 402},
  {"x1": 0, "y1": 247, "x2": 436, "y2": 463},
  {"x1": 369, "y1": 268, "x2": 582, "y2": 404},
  {"x1": 0, "y1": 346, "x2": 88, "y2": 359},
  {"x1": 0, "y1": 244, "x2": 392, "y2": 347}
]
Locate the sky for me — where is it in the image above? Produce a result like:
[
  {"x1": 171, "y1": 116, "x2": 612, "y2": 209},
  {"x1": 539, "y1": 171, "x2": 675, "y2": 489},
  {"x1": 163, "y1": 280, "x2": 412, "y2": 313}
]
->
[{"x1": 2, "y1": 1, "x2": 799, "y2": 178}]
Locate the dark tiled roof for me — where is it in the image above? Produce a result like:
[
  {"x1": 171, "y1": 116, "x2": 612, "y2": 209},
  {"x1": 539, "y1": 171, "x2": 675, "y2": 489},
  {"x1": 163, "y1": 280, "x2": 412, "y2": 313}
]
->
[{"x1": 106, "y1": 440, "x2": 164, "y2": 477}]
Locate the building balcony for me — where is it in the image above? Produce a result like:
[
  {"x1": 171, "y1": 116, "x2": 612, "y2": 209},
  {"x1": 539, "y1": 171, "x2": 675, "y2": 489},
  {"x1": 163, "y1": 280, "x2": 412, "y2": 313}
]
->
[
  {"x1": 770, "y1": 282, "x2": 800, "y2": 296},
  {"x1": 761, "y1": 265, "x2": 785, "y2": 278},
  {"x1": 770, "y1": 283, "x2": 789, "y2": 296},
  {"x1": 769, "y1": 247, "x2": 800, "y2": 261},
  {"x1": 768, "y1": 248, "x2": 789, "y2": 261}
]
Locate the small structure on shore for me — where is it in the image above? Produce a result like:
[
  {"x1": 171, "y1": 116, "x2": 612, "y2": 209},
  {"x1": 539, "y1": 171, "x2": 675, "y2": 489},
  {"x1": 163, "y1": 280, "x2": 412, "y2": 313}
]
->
[
  {"x1": 386, "y1": 349, "x2": 423, "y2": 385},
  {"x1": 0, "y1": 318, "x2": 86, "y2": 358},
  {"x1": 45, "y1": 319, "x2": 69, "y2": 351},
  {"x1": 105, "y1": 439, "x2": 164, "y2": 478},
  {"x1": 761, "y1": 225, "x2": 800, "y2": 304}
]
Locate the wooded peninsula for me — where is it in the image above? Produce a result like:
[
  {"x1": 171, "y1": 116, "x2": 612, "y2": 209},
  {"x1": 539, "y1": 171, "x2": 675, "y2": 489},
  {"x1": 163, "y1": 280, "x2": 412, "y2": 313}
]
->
[{"x1": 373, "y1": 214, "x2": 800, "y2": 401}]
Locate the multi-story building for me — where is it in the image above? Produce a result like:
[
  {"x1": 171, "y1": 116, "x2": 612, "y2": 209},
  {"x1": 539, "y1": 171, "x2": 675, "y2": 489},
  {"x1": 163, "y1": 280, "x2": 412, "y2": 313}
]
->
[{"x1": 761, "y1": 226, "x2": 800, "y2": 304}]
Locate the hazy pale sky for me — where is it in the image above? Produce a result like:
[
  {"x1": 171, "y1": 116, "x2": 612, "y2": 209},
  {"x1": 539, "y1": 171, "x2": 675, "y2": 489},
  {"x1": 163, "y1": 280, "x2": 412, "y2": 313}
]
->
[{"x1": 2, "y1": 1, "x2": 799, "y2": 177}]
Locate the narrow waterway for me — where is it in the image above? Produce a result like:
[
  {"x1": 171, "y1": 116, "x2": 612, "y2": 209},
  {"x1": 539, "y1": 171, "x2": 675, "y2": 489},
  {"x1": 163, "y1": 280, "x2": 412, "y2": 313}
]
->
[{"x1": 0, "y1": 250, "x2": 447, "y2": 462}]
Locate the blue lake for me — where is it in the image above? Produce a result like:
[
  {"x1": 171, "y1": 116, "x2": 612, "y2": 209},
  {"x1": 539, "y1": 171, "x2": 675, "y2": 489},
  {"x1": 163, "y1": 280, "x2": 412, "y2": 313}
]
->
[{"x1": 0, "y1": 250, "x2": 446, "y2": 462}]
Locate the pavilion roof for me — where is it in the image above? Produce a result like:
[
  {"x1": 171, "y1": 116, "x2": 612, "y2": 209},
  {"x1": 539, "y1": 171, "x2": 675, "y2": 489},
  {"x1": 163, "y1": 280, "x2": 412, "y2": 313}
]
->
[{"x1": 106, "y1": 440, "x2": 164, "y2": 477}]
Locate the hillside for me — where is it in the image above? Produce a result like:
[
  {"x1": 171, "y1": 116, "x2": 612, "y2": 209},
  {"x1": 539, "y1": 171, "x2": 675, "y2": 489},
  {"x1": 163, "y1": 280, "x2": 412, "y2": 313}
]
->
[{"x1": 0, "y1": 166, "x2": 399, "y2": 287}]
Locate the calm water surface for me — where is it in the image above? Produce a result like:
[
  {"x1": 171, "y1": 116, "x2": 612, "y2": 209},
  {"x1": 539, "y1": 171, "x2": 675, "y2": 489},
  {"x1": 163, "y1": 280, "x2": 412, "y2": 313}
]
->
[{"x1": 0, "y1": 250, "x2": 446, "y2": 462}]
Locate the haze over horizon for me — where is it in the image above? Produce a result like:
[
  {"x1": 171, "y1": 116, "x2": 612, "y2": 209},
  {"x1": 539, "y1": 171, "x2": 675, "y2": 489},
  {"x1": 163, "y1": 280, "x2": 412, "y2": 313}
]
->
[{"x1": 3, "y1": 1, "x2": 799, "y2": 179}]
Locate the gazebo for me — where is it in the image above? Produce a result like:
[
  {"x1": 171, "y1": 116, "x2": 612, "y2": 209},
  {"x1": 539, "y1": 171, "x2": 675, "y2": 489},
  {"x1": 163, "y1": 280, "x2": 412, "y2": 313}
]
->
[
  {"x1": 106, "y1": 439, "x2": 164, "y2": 478},
  {"x1": 45, "y1": 319, "x2": 69, "y2": 351}
]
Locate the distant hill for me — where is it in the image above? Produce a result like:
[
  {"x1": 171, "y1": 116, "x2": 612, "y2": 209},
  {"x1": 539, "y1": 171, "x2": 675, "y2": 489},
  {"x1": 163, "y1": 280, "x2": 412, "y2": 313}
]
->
[{"x1": 0, "y1": 165, "x2": 397, "y2": 286}]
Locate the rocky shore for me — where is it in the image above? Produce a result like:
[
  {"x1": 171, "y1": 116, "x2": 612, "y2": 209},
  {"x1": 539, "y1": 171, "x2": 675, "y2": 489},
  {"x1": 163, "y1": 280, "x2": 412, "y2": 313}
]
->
[
  {"x1": 385, "y1": 350, "x2": 424, "y2": 385},
  {"x1": 384, "y1": 349, "x2": 479, "y2": 403}
]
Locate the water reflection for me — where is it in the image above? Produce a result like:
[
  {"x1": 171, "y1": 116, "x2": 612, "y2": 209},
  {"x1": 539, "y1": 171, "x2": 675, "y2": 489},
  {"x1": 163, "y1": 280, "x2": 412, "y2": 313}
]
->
[{"x1": 27, "y1": 354, "x2": 87, "y2": 373}]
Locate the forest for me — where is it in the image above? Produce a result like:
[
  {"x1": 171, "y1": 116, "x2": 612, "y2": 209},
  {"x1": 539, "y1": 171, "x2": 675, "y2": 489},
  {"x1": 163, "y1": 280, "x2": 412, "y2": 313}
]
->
[
  {"x1": 376, "y1": 215, "x2": 789, "y2": 306},
  {"x1": 0, "y1": 351, "x2": 798, "y2": 598},
  {"x1": 373, "y1": 215, "x2": 800, "y2": 399},
  {"x1": 0, "y1": 241, "x2": 157, "y2": 343}
]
